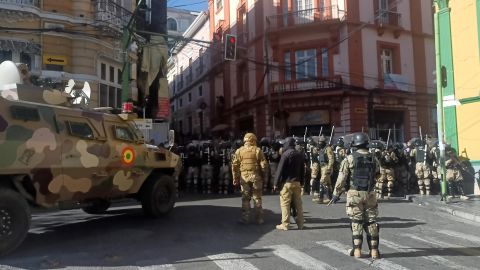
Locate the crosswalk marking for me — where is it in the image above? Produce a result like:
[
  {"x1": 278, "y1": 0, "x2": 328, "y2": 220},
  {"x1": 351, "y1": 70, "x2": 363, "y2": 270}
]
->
[
  {"x1": 438, "y1": 230, "x2": 480, "y2": 244},
  {"x1": 207, "y1": 253, "x2": 259, "y2": 270},
  {"x1": 265, "y1": 244, "x2": 336, "y2": 270},
  {"x1": 316, "y1": 240, "x2": 410, "y2": 270},
  {"x1": 403, "y1": 233, "x2": 480, "y2": 257},
  {"x1": 381, "y1": 239, "x2": 474, "y2": 270}
]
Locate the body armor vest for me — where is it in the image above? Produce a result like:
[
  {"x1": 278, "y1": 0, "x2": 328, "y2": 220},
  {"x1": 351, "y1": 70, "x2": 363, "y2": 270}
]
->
[
  {"x1": 239, "y1": 146, "x2": 259, "y2": 171},
  {"x1": 318, "y1": 148, "x2": 328, "y2": 165},
  {"x1": 351, "y1": 152, "x2": 375, "y2": 192},
  {"x1": 415, "y1": 146, "x2": 426, "y2": 163}
]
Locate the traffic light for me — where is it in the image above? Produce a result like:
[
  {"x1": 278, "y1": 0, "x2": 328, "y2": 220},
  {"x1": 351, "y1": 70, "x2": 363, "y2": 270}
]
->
[{"x1": 224, "y1": 34, "x2": 237, "y2": 61}]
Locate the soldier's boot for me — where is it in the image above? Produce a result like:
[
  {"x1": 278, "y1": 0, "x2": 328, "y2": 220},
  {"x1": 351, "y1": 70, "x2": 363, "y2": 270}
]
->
[
  {"x1": 457, "y1": 182, "x2": 469, "y2": 200},
  {"x1": 425, "y1": 184, "x2": 431, "y2": 195},
  {"x1": 349, "y1": 235, "x2": 363, "y2": 258},
  {"x1": 447, "y1": 182, "x2": 455, "y2": 199},
  {"x1": 255, "y1": 206, "x2": 264, "y2": 225},
  {"x1": 364, "y1": 222, "x2": 380, "y2": 259},
  {"x1": 309, "y1": 179, "x2": 315, "y2": 196},
  {"x1": 316, "y1": 185, "x2": 325, "y2": 203},
  {"x1": 323, "y1": 186, "x2": 331, "y2": 204},
  {"x1": 387, "y1": 186, "x2": 393, "y2": 198}
]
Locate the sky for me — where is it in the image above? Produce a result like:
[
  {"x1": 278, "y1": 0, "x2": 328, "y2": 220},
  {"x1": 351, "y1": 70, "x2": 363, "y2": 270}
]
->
[{"x1": 167, "y1": 0, "x2": 208, "y2": 12}]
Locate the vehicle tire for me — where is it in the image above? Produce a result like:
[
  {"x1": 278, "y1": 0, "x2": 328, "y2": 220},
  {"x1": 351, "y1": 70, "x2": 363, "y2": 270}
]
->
[
  {"x1": 0, "y1": 188, "x2": 31, "y2": 256},
  {"x1": 140, "y1": 174, "x2": 176, "y2": 218},
  {"x1": 82, "y1": 199, "x2": 111, "y2": 215}
]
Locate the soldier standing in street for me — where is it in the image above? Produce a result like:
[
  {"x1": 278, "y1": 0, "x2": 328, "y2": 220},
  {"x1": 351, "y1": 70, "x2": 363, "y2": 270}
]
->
[
  {"x1": 315, "y1": 135, "x2": 335, "y2": 203},
  {"x1": 445, "y1": 145, "x2": 469, "y2": 200},
  {"x1": 273, "y1": 137, "x2": 305, "y2": 230},
  {"x1": 331, "y1": 132, "x2": 381, "y2": 259},
  {"x1": 410, "y1": 139, "x2": 432, "y2": 195},
  {"x1": 231, "y1": 133, "x2": 268, "y2": 224},
  {"x1": 307, "y1": 137, "x2": 320, "y2": 197},
  {"x1": 381, "y1": 145, "x2": 398, "y2": 198}
]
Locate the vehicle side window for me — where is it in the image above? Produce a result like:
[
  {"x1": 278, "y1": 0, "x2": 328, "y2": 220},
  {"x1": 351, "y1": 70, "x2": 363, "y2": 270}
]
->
[
  {"x1": 10, "y1": 106, "x2": 40, "y2": 121},
  {"x1": 67, "y1": 121, "x2": 94, "y2": 139},
  {"x1": 114, "y1": 126, "x2": 134, "y2": 142}
]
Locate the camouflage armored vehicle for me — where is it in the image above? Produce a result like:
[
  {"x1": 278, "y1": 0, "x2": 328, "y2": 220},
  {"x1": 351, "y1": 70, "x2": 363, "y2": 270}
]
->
[{"x1": 0, "y1": 61, "x2": 181, "y2": 255}]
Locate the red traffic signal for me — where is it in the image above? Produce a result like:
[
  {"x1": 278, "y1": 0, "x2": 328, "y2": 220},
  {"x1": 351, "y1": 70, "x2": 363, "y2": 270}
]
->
[{"x1": 224, "y1": 34, "x2": 237, "y2": 61}]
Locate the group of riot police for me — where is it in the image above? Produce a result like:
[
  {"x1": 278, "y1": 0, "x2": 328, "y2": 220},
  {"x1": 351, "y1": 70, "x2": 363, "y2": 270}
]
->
[{"x1": 173, "y1": 134, "x2": 469, "y2": 200}]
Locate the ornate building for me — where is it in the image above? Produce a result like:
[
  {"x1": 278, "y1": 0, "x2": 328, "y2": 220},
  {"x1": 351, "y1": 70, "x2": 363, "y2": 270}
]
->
[{"x1": 206, "y1": 0, "x2": 436, "y2": 142}]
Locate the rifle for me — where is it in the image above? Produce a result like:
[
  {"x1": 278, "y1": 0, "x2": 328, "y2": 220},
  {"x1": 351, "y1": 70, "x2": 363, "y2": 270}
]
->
[
  {"x1": 328, "y1": 125, "x2": 335, "y2": 145},
  {"x1": 386, "y1": 129, "x2": 391, "y2": 149},
  {"x1": 327, "y1": 190, "x2": 343, "y2": 206},
  {"x1": 424, "y1": 134, "x2": 428, "y2": 166},
  {"x1": 319, "y1": 126, "x2": 323, "y2": 137},
  {"x1": 419, "y1": 126, "x2": 423, "y2": 141},
  {"x1": 304, "y1": 127, "x2": 308, "y2": 145}
]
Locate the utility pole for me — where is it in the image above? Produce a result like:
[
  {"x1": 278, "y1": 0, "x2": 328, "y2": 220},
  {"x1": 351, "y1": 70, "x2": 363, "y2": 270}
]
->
[
  {"x1": 264, "y1": 18, "x2": 273, "y2": 139},
  {"x1": 121, "y1": 0, "x2": 147, "y2": 103},
  {"x1": 434, "y1": 0, "x2": 448, "y2": 201}
]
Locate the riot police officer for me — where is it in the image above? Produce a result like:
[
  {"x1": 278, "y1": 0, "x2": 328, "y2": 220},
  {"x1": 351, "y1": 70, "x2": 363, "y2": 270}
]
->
[
  {"x1": 218, "y1": 140, "x2": 232, "y2": 194},
  {"x1": 331, "y1": 132, "x2": 381, "y2": 259},
  {"x1": 185, "y1": 142, "x2": 201, "y2": 193},
  {"x1": 200, "y1": 140, "x2": 215, "y2": 194},
  {"x1": 410, "y1": 139, "x2": 431, "y2": 195},
  {"x1": 316, "y1": 135, "x2": 334, "y2": 203},
  {"x1": 445, "y1": 145, "x2": 469, "y2": 200},
  {"x1": 231, "y1": 133, "x2": 268, "y2": 224},
  {"x1": 394, "y1": 143, "x2": 410, "y2": 196},
  {"x1": 307, "y1": 137, "x2": 320, "y2": 197},
  {"x1": 260, "y1": 137, "x2": 272, "y2": 193}
]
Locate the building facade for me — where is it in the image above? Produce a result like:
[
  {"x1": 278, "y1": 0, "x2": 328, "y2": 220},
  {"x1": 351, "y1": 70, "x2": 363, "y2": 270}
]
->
[
  {"x1": 168, "y1": 12, "x2": 211, "y2": 142},
  {"x1": 435, "y1": 0, "x2": 480, "y2": 194},
  {"x1": 0, "y1": 0, "x2": 135, "y2": 108},
  {"x1": 205, "y1": 0, "x2": 436, "y2": 142}
]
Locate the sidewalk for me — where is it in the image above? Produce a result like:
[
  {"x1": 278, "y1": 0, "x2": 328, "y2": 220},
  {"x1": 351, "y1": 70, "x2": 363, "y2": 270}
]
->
[{"x1": 406, "y1": 194, "x2": 480, "y2": 223}]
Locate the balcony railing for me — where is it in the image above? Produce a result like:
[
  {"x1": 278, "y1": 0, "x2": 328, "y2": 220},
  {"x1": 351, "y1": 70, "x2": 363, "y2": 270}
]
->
[
  {"x1": 374, "y1": 10, "x2": 401, "y2": 28},
  {"x1": 95, "y1": 0, "x2": 133, "y2": 31},
  {"x1": 267, "y1": 5, "x2": 346, "y2": 30},
  {"x1": 272, "y1": 76, "x2": 343, "y2": 93},
  {"x1": 0, "y1": 0, "x2": 39, "y2": 7}
]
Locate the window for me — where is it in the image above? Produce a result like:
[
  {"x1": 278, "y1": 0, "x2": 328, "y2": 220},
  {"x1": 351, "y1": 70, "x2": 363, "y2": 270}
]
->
[
  {"x1": 114, "y1": 126, "x2": 134, "y2": 142},
  {"x1": 10, "y1": 106, "x2": 40, "y2": 121},
  {"x1": 101, "y1": 63, "x2": 106, "y2": 80},
  {"x1": 188, "y1": 92, "x2": 192, "y2": 103},
  {"x1": 295, "y1": 49, "x2": 316, "y2": 79},
  {"x1": 109, "y1": 66, "x2": 115, "y2": 82},
  {"x1": 284, "y1": 52, "x2": 291, "y2": 81},
  {"x1": 67, "y1": 121, "x2": 94, "y2": 139},
  {"x1": 0, "y1": 50, "x2": 12, "y2": 62},
  {"x1": 167, "y1": 18, "x2": 177, "y2": 31},
  {"x1": 198, "y1": 85, "x2": 203, "y2": 97},
  {"x1": 378, "y1": 0, "x2": 389, "y2": 24},
  {"x1": 99, "y1": 62, "x2": 122, "y2": 108},
  {"x1": 381, "y1": 49, "x2": 393, "y2": 74},
  {"x1": 321, "y1": 48, "x2": 329, "y2": 77},
  {"x1": 179, "y1": 98, "x2": 183, "y2": 108},
  {"x1": 171, "y1": 105, "x2": 175, "y2": 113}
]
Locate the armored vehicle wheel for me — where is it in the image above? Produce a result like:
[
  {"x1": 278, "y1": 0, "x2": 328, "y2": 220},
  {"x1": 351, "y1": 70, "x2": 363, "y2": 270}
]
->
[
  {"x1": 0, "y1": 188, "x2": 31, "y2": 256},
  {"x1": 82, "y1": 199, "x2": 111, "y2": 215},
  {"x1": 140, "y1": 174, "x2": 176, "y2": 218}
]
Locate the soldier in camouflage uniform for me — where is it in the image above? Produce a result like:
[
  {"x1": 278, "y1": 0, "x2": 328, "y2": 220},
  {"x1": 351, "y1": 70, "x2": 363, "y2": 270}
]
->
[
  {"x1": 445, "y1": 145, "x2": 469, "y2": 200},
  {"x1": 306, "y1": 137, "x2": 320, "y2": 197},
  {"x1": 315, "y1": 135, "x2": 334, "y2": 203},
  {"x1": 332, "y1": 137, "x2": 348, "y2": 189},
  {"x1": 331, "y1": 132, "x2": 381, "y2": 259},
  {"x1": 231, "y1": 133, "x2": 268, "y2": 224},
  {"x1": 260, "y1": 137, "x2": 272, "y2": 193},
  {"x1": 429, "y1": 140, "x2": 441, "y2": 194},
  {"x1": 394, "y1": 143, "x2": 410, "y2": 196},
  {"x1": 378, "y1": 145, "x2": 398, "y2": 198},
  {"x1": 410, "y1": 139, "x2": 431, "y2": 195}
]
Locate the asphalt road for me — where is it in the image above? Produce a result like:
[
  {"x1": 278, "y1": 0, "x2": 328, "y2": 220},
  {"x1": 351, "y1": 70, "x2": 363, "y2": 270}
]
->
[{"x1": 1, "y1": 194, "x2": 480, "y2": 270}]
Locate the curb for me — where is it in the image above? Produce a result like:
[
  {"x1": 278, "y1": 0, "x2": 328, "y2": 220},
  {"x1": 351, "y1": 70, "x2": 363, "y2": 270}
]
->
[{"x1": 407, "y1": 195, "x2": 480, "y2": 223}]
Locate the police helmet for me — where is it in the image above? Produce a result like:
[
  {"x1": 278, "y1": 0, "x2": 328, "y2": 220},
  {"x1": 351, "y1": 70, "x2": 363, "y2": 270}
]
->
[
  {"x1": 414, "y1": 139, "x2": 424, "y2": 147},
  {"x1": 260, "y1": 137, "x2": 271, "y2": 147},
  {"x1": 351, "y1": 132, "x2": 369, "y2": 147},
  {"x1": 394, "y1": 142, "x2": 404, "y2": 150},
  {"x1": 284, "y1": 137, "x2": 296, "y2": 147},
  {"x1": 219, "y1": 141, "x2": 231, "y2": 149},
  {"x1": 368, "y1": 140, "x2": 384, "y2": 150},
  {"x1": 318, "y1": 135, "x2": 327, "y2": 143},
  {"x1": 294, "y1": 137, "x2": 305, "y2": 146},
  {"x1": 187, "y1": 143, "x2": 197, "y2": 151},
  {"x1": 306, "y1": 137, "x2": 317, "y2": 146},
  {"x1": 336, "y1": 137, "x2": 345, "y2": 148},
  {"x1": 243, "y1": 133, "x2": 257, "y2": 144},
  {"x1": 234, "y1": 139, "x2": 244, "y2": 148}
]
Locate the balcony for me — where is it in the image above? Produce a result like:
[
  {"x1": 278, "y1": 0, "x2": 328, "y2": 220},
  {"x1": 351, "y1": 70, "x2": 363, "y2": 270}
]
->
[
  {"x1": 95, "y1": 0, "x2": 133, "y2": 32},
  {"x1": 0, "y1": 0, "x2": 39, "y2": 7},
  {"x1": 374, "y1": 10, "x2": 403, "y2": 37},
  {"x1": 267, "y1": 5, "x2": 346, "y2": 31},
  {"x1": 271, "y1": 76, "x2": 343, "y2": 93}
]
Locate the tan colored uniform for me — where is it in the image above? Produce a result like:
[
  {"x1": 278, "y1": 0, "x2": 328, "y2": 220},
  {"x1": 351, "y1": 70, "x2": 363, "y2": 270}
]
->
[
  {"x1": 334, "y1": 149, "x2": 381, "y2": 256},
  {"x1": 279, "y1": 182, "x2": 303, "y2": 228},
  {"x1": 317, "y1": 145, "x2": 334, "y2": 203},
  {"x1": 410, "y1": 146, "x2": 431, "y2": 195},
  {"x1": 376, "y1": 150, "x2": 398, "y2": 198},
  {"x1": 231, "y1": 142, "x2": 268, "y2": 223}
]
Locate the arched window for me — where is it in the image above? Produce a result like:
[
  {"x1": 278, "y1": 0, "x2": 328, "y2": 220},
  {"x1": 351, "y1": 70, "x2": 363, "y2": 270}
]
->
[{"x1": 167, "y1": 18, "x2": 178, "y2": 31}]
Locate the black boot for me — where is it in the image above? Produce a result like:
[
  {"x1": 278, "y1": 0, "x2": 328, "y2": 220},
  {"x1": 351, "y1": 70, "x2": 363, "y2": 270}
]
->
[
  {"x1": 317, "y1": 185, "x2": 325, "y2": 204},
  {"x1": 447, "y1": 182, "x2": 456, "y2": 198}
]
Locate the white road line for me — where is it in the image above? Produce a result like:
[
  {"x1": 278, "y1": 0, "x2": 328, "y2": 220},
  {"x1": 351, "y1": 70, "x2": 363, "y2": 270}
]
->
[
  {"x1": 316, "y1": 240, "x2": 410, "y2": 270},
  {"x1": 438, "y1": 230, "x2": 480, "y2": 245},
  {"x1": 403, "y1": 233, "x2": 480, "y2": 257},
  {"x1": 264, "y1": 244, "x2": 336, "y2": 270},
  {"x1": 382, "y1": 239, "x2": 474, "y2": 270},
  {"x1": 45, "y1": 266, "x2": 175, "y2": 270},
  {"x1": 207, "y1": 253, "x2": 259, "y2": 270}
]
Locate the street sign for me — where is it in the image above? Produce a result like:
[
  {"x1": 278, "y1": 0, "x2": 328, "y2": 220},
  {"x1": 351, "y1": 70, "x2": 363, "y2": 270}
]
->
[
  {"x1": 43, "y1": 54, "x2": 68, "y2": 66},
  {"x1": 134, "y1": 119, "x2": 153, "y2": 130}
]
